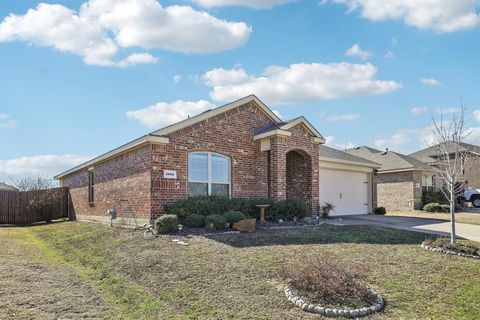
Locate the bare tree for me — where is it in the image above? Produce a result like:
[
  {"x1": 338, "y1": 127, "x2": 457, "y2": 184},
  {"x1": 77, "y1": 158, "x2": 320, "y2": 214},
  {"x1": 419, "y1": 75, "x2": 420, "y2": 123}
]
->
[
  {"x1": 430, "y1": 105, "x2": 472, "y2": 244},
  {"x1": 13, "y1": 174, "x2": 56, "y2": 191}
]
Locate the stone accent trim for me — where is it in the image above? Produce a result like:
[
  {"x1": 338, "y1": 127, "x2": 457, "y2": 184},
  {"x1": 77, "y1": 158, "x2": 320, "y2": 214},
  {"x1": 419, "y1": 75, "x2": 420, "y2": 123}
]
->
[
  {"x1": 421, "y1": 241, "x2": 480, "y2": 260},
  {"x1": 284, "y1": 286, "x2": 385, "y2": 318}
]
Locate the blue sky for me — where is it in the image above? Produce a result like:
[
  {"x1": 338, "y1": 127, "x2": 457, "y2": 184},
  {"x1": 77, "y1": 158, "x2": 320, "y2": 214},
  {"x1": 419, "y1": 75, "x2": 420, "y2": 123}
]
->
[{"x1": 1, "y1": 0, "x2": 480, "y2": 182}]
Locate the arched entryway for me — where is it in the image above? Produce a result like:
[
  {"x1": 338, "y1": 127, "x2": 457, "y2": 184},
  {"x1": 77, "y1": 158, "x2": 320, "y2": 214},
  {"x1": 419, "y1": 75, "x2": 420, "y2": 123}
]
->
[{"x1": 286, "y1": 150, "x2": 312, "y2": 202}]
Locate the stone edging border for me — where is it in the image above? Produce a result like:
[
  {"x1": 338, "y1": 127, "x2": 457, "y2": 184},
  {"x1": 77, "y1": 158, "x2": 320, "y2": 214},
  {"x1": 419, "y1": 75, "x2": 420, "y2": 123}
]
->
[
  {"x1": 421, "y1": 242, "x2": 480, "y2": 260},
  {"x1": 284, "y1": 286, "x2": 385, "y2": 318}
]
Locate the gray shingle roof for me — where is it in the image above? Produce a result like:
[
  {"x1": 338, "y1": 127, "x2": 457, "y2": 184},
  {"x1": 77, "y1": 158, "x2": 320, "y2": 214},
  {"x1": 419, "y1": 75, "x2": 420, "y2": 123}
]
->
[
  {"x1": 409, "y1": 141, "x2": 480, "y2": 163},
  {"x1": 346, "y1": 146, "x2": 432, "y2": 172},
  {"x1": 319, "y1": 145, "x2": 380, "y2": 167}
]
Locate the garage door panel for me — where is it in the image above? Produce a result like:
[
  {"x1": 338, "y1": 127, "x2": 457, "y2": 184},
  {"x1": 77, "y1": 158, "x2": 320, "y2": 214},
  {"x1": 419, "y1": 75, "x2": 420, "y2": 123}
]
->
[{"x1": 319, "y1": 169, "x2": 368, "y2": 215}]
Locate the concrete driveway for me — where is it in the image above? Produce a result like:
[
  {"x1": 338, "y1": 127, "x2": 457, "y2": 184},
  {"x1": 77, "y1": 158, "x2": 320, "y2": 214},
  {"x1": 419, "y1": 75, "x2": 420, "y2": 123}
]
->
[{"x1": 339, "y1": 215, "x2": 480, "y2": 242}]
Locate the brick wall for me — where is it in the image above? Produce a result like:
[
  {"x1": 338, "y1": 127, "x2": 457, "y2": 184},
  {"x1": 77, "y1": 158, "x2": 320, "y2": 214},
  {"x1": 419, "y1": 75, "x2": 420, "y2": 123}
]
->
[
  {"x1": 269, "y1": 124, "x2": 320, "y2": 213},
  {"x1": 150, "y1": 101, "x2": 275, "y2": 218},
  {"x1": 466, "y1": 157, "x2": 480, "y2": 188},
  {"x1": 63, "y1": 145, "x2": 152, "y2": 220},
  {"x1": 375, "y1": 171, "x2": 415, "y2": 211}
]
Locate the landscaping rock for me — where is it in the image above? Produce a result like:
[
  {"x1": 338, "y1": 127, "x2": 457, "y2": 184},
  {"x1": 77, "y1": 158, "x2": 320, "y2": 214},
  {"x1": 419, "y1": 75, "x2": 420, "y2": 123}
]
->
[{"x1": 232, "y1": 219, "x2": 256, "y2": 233}]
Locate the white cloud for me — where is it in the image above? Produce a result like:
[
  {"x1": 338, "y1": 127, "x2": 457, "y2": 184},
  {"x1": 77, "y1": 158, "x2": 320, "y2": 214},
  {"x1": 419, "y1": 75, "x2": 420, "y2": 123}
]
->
[
  {"x1": 384, "y1": 51, "x2": 395, "y2": 59},
  {"x1": 333, "y1": 0, "x2": 480, "y2": 33},
  {"x1": 324, "y1": 136, "x2": 356, "y2": 150},
  {"x1": 420, "y1": 77, "x2": 440, "y2": 86},
  {"x1": 0, "y1": 154, "x2": 91, "y2": 181},
  {"x1": 345, "y1": 43, "x2": 372, "y2": 60},
  {"x1": 126, "y1": 100, "x2": 216, "y2": 128},
  {"x1": 374, "y1": 130, "x2": 412, "y2": 151},
  {"x1": 0, "y1": 0, "x2": 251, "y2": 66},
  {"x1": 0, "y1": 114, "x2": 16, "y2": 128},
  {"x1": 411, "y1": 106, "x2": 428, "y2": 115},
  {"x1": 436, "y1": 108, "x2": 460, "y2": 114},
  {"x1": 272, "y1": 109, "x2": 283, "y2": 119},
  {"x1": 173, "y1": 75, "x2": 182, "y2": 83},
  {"x1": 325, "y1": 135, "x2": 336, "y2": 145},
  {"x1": 191, "y1": 0, "x2": 297, "y2": 8},
  {"x1": 324, "y1": 113, "x2": 360, "y2": 122},
  {"x1": 474, "y1": 110, "x2": 480, "y2": 121},
  {"x1": 202, "y1": 62, "x2": 402, "y2": 105},
  {"x1": 391, "y1": 37, "x2": 398, "y2": 46}
]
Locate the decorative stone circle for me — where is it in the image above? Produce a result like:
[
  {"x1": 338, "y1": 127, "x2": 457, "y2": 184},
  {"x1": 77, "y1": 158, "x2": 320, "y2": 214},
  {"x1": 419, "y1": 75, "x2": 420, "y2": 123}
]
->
[
  {"x1": 421, "y1": 241, "x2": 480, "y2": 260},
  {"x1": 284, "y1": 286, "x2": 385, "y2": 318}
]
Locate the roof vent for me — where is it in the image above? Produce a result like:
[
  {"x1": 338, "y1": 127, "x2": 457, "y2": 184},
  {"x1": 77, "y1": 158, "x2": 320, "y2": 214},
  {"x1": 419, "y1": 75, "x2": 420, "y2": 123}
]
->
[
  {"x1": 201, "y1": 109, "x2": 212, "y2": 114},
  {"x1": 381, "y1": 148, "x2": 389, "y2": 155}
]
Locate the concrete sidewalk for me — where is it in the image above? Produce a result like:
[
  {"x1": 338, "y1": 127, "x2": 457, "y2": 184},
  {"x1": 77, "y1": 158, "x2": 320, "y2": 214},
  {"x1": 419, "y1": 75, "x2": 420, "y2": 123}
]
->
[{"x1": 339, "y1": 215, "x2": 480, "y2": 242}]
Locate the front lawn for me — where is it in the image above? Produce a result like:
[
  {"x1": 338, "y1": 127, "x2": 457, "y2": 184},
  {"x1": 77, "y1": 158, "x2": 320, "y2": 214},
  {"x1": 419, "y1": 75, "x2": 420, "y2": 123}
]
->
[{"x1": 1, "y1": 222, "x2": 479, "y2": 319}]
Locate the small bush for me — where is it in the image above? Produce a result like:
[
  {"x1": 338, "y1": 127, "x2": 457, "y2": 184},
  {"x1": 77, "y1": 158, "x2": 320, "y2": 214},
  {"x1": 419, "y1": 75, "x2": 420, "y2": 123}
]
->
[
  {"x1": 374, "y1": 207, "x2": 386, "y2": 215},
  {"x1": 277, "y1": 198, "x2": 309, "y2": 220},
  {"x1": 440, "y1": 204, "x2": 450, "y2": 212},
  {"x1": 423, "y1": 203, "x2": 442, "y2": 212},
  {"x1": 184, "y1": 214, "x2": 205, "y2": 228},
  {"x1": 279, "y1": 254, "x2": 377, "y2": 309},
  {"x1": 424, "y1": 238, "x2": 479, "y2": 256},
  {"x1": 222, "y1": 210, "x2": 247, "y2": 225},
  {"x1": 205, "y1": 214, "x2": 228, "y2": 231},
  {"x1": 320, "y1": 202, "x2": 335, "y2": 219},
  {"x1": 155, "y1": 214, "x2": 178, "y2": 234},
  {"x1": 167, "y1": 195, "x2": 231, "y2": 218}
]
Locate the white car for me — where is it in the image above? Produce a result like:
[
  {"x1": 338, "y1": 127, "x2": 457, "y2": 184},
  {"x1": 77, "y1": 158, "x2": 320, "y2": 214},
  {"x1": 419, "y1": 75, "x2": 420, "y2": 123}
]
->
[{"x1": 463, "y1": 188, "x2": 480, "y2": 208}]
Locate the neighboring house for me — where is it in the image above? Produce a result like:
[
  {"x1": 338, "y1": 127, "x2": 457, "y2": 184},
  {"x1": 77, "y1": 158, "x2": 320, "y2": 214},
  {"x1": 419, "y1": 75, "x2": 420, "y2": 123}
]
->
[
  {"x1": 55, "y1": 95, "x2": 383, "y2": 225},
  {"x1": 409, "y1": 141, "x2": 480, "y2": 189},
  {"x1": 0, "y1": 182, "x2": 17, "y2": 191},
  {"x1": 346, "y1": 147, "x2": 434, "y2": 211}
]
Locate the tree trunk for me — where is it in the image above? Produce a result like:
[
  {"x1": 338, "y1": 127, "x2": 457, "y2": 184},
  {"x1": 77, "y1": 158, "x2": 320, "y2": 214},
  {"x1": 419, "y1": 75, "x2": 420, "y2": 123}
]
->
[{"x1": 450, "y1": 186, "x2": 456, "y2": 245}]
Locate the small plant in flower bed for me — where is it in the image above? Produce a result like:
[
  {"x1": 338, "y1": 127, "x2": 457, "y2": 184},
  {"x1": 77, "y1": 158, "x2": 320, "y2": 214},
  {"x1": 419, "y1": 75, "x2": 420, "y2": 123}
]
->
[
  {"x1": 155, "y1": 214, "x2": 179, "y2": 234},
  {"x1": 184, "y1": 214, "x2": 205, "y2": 228},
  {"x1": 205, "y1": 214, "x2": 227, "y2": 231},
  {"x1": 279, "y1": 254, "x2": 377, "y2": 309},
  {"x1": 222, "y1": 210, "x2": 248, "y2": 226},
  {"x1": 423, "y1": 238, "x2": 480, "y2": 256},
  {"x1": 374, "y1": 207, "x2": 386, "y2": 215}
]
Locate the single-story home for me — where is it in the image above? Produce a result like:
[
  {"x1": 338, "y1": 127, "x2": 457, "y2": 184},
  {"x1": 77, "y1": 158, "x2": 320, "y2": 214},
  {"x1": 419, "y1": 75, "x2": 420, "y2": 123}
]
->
[
  {"x1": 345, "y1": 147, "x2": 434, "y2": 211},
  {"x1": 55, "y1": 95, "x2": 379, "y2": 225},
  {"x1": 409, "y1": 141, "x2": 480, "y2": 189}
]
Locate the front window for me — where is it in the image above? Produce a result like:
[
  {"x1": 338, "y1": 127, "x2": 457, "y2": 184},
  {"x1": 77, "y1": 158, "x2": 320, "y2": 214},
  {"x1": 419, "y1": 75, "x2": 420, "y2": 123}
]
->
[
  {"x1": 422, "y1": 173, "x2": 434, "y2": 193},
  {"x1": 188, "y1": 152, "x2": 230, "y2": 197}
]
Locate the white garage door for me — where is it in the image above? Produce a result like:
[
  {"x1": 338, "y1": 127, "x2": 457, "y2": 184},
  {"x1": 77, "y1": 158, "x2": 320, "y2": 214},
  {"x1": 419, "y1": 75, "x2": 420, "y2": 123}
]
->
[{"x1": 319, "y1": 169, "x2": 369, "y2": 216}]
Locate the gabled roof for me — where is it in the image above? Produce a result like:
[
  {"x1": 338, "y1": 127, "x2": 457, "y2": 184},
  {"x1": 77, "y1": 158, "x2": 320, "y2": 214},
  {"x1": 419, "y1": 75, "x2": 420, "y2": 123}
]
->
[
  {"x1": 253, "y1": 116, "x2": 325, "y2": 142},
  {"x1": 409, "y1": 141, "x2": 480, "y2": 163},
  {"x1": 0, "y1": 182, "x2": 17, "y2": 191},
  {"x1": 319, "y1": 145, "x2": 381, "y2": 168},
  {"x1": 152, "y1": 95, "x2": 281, "y2": 137},
  {"x1": 55, "y1": 95, "x2": 304, "y2": 180},
  {"x1": 346, "y1": 146, "x2": 432, "y2": 172}
]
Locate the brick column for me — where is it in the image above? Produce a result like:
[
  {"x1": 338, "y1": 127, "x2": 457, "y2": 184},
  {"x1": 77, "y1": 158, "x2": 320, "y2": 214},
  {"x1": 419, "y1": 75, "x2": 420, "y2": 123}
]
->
[{"x1": 269, "y1": 137, "x2": 287, "y2": 201}]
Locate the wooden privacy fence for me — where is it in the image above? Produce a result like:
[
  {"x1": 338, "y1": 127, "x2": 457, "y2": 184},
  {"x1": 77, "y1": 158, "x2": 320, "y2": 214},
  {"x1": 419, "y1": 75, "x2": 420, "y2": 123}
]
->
[{"x1": 0, "y1": 187, "x2": 71, "y2": 225}]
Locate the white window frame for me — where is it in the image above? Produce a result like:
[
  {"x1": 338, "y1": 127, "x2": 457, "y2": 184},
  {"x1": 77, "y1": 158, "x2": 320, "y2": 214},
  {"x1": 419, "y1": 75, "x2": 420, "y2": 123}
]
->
[{"x1": 188, "y1": 152, "x2": 231, "y2": 197}]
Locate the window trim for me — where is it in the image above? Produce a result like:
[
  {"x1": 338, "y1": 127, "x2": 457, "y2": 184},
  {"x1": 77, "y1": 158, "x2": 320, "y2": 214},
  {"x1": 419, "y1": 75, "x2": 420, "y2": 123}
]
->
[{"x1": 188, "y1": 152, "x2": 231, "y2": 197}]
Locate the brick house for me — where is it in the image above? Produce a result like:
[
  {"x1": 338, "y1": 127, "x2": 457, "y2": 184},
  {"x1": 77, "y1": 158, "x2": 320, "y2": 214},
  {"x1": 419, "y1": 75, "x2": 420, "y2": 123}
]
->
[
  {"x1": 55, "y1": 95, "x2": 330, "y2": 225},
  {"x1": 346, "y1": 147, "x2": 434, "y2": 211},
  {"x1": 409, "y1": 142, "x2": 480, "y2": 189}
]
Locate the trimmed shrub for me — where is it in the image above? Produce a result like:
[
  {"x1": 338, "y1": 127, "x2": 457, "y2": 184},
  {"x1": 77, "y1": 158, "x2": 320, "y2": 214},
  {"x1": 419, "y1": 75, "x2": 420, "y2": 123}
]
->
[
  {"x1": 320, "y1": 202, "x2": 335, "y2": 219},
  {"x1": 440, "y1": 204, "x2": 450, "y2": 212},
  {"x1": 279, "y1": 254, "x2": 377, "y2": 309},
  {"x1": 184, "y1": 214, "x2": 205, "y2": 228},
  {"x1": 423, "y1": 203, "x2": 442, "y2": 212},
  {"x1": 205, "y1": 214, "x2": 227, "y2": 231},
  {"x1": 222, "y1": 210, "x2": 247, "y2": 225},
  {"x1": 374, "y1": 207, "x2": 386, "y2": 215},
  {"x1": 155, "y1": 214, "x2": 178, "y2": 234},
  {"x1": 277, "y1": 197, "x2": 309, "y2": 220},
  {"x1": 167, "y1": 196, "x2": 309, "y2": 222}
]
